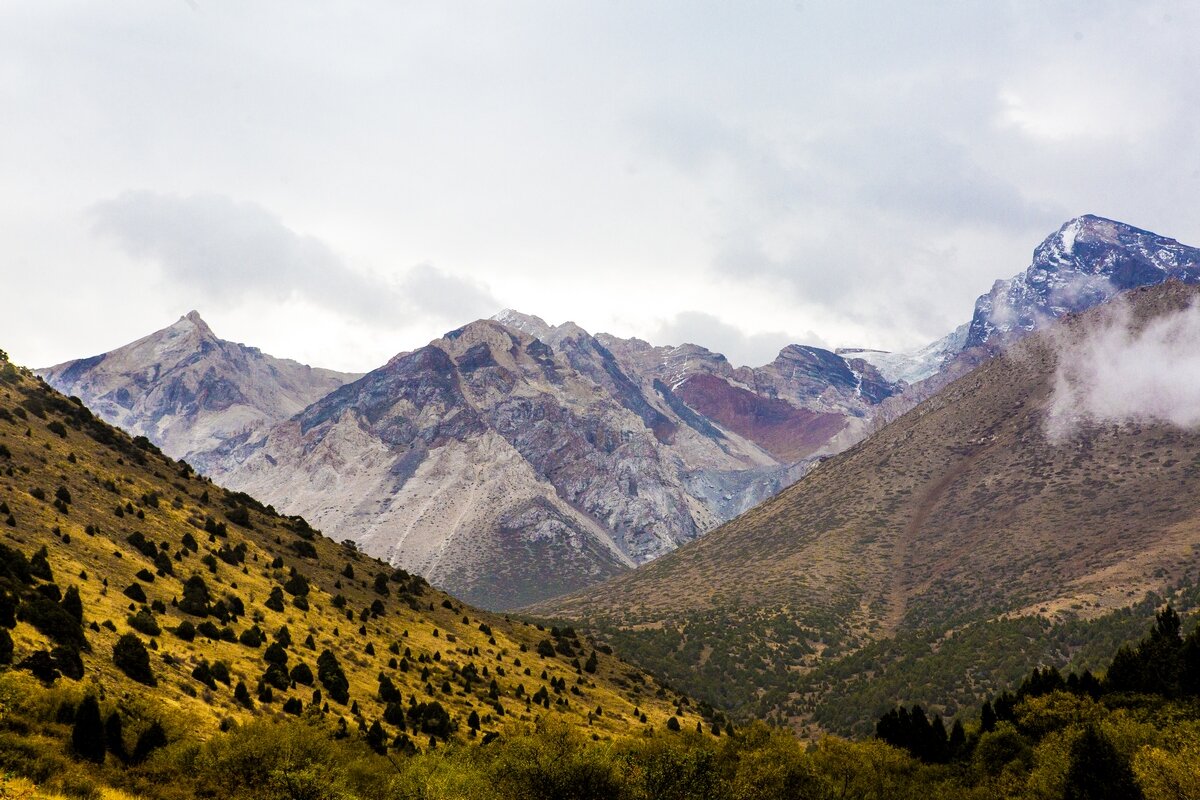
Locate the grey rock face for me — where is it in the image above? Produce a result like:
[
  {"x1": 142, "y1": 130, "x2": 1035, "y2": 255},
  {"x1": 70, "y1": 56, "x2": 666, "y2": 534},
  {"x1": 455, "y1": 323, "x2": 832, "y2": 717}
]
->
[
  {"x1": 39, "y1": 312, "x2": 359, "y2": 468},
  {"x1": 966, "y1": 215, "x2": 1200, "y2": 349},
  {"x1": 37, "y1": 307, "x2": 906, "y2": 609},
  {"x1": 214, "y1": 318, "x2": 819, "y2": 608}
]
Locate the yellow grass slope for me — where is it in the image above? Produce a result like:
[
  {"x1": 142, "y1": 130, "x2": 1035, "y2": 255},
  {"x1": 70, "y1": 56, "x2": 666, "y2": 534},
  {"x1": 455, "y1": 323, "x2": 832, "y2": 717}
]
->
[{"x1": 0, "y1": 353, "x2": 697, "y2": 751}]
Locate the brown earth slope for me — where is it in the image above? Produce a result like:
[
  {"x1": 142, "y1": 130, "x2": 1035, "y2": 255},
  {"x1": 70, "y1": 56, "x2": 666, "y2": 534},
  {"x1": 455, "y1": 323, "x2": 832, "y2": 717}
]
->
[{"x1": 532, "y1": 281, "x2": 1200, "y2": 731}]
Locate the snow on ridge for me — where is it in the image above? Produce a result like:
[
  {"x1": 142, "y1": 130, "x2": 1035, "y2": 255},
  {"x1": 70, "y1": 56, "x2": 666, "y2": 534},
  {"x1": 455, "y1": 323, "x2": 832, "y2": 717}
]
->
[
  {"x1": 838, "y1": 323, "x2": 969, "y2": 385},
  {"x1": 1060, "y1": 218, "x2": 1081, "y2": 256}
]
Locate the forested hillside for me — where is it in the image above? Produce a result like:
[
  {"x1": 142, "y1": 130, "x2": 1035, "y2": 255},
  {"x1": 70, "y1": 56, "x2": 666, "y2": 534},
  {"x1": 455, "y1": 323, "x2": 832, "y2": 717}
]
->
[{"x1": 0, "y1": 348, "x2": 706, "y2": 798}]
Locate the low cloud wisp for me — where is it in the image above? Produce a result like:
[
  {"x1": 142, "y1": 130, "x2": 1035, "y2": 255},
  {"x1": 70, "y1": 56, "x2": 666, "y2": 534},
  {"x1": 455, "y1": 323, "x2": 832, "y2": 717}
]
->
[{"x1": 1046, "y1": 298, "x2": 1200, "y2": 441}]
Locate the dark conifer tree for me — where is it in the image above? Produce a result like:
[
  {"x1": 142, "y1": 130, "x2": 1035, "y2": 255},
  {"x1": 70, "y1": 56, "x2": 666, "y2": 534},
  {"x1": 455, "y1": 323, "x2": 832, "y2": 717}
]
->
[
  {"x1": 263, "y1": 642, "x2": 288, "y2": 666},
  {"x1": 928, "y1": 715, "x2": 950, "y2": 764},
  {"x1": 132, "y1": 721, "x2": 167, "y2": 764},
  {"x1": 948, "y1": 719, "x2": 967, "y2": 759},
  {"x1": 1139, "y1": 606, "x2": 1184, "y2": 697},
  {"x1": 992, "y1": 691, "x2": 1017, "y2": 723},
  {"x1": 112, "y1": 634, "x2": 156, "y2": 685},
  {"x1": 317, "y1": 649, "x2": 350, "y2": 704},
  {"x1": 234, "y1": 681, "x2": 253, "y2": 708},
  {"x1": 71, "y1": 694, "x2": 105, "y2": 763},
  {"x1": 29, "y1": 546, "x2": 53, "y2": 581},
  {"x1": 179, "y1": 575, "x2": 211, "y2": 616},
  {"x1": 105, "y1": 712, "x2": 127, "y2": 762},
  {"x1": 275, "y1": 625, "x2": 292, "y2": 648},
  {"x1": 1063, "y1": 725, "x2": 1143, "y2": 800},
  {"x1": 1182, "y1": 625, "x2": 1200, "y2": 696},
  {"x1": 1105, "y1": 644, "x2": 1143, "y2": 694},
  {"x1": 60, "y1": 586, "x2": 83, "y2": 622}
]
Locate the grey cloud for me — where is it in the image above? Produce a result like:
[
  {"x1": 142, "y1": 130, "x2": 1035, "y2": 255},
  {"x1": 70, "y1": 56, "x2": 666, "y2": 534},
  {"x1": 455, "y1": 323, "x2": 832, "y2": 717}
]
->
[
  {"x1": 7, "y1": 3, "x2": 1200, "y2": 372},
  {"x1": 715, "y1": 124, "x2": 1060, "y2": 346},
  {"x1": 654, "y1": 311, "x2": 829, "y2": 369},
  {"x1": 90, "y1": 191, "x2": 402, "y2": 321},
  {"x1": 1046, "y1": 298, "x2": 1200, "y2": 441},
  {"x1": 710, "y1": 224, "x2": 972, "y2": 349},
  {"x1": 88, "y1": 191, "x2": 498, "y2": 329},
  {"x1": 840, "y1": 128, "x2": 1064, "y2": 230},
  {"x1": 400, "y1": 263, "x2": 500, "y2": 323}
]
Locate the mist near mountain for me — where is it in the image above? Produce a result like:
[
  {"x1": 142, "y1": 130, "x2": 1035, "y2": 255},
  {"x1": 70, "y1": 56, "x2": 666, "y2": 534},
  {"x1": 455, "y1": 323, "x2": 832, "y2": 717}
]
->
[{"x1": 1047, "y1": 293, "x2": 1200, "y2": 441}]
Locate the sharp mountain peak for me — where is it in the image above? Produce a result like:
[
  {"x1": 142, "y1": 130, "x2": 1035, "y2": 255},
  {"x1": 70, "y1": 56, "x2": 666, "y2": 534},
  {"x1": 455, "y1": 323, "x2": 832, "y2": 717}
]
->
[{"x1": 165, "y1": 309, "x2": 217, "y2": 339}]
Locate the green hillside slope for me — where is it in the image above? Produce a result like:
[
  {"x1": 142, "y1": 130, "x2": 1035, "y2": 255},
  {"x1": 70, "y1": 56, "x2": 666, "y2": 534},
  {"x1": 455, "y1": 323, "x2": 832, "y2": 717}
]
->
[{"x1": 533, "y1": 282, "x2": 1200, "y2": 735}]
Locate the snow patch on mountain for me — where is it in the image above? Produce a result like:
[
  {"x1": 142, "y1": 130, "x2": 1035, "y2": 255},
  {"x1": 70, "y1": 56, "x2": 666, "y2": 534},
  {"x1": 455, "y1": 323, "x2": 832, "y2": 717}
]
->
[{"x1": 837, "y1": 323, "x2": 969, "y2": 386}]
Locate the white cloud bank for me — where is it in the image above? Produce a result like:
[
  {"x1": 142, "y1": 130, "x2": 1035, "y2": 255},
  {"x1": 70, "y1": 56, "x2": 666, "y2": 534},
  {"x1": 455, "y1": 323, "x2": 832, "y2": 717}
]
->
[
  {"x1": 653, "y1": 311, "x2": 830, "y2": 368},
  {"x1": 1046, "y1": 299, "x2": 1200, "y2": 441},
  {"x1": 89, "y1": 190, "x2": 499, "y2": 327}
]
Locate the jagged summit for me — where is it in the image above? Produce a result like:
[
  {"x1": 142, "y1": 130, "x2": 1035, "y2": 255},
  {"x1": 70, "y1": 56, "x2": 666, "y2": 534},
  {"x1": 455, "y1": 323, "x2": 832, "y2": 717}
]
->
[
  {"x1": 488, "y1": 309, "x2": 592, "y2": 348},
  {"x1": 490, "y1": 308, "x2": 554, "y2": 338},
  {"x1": 850, "y1": 215, "x2": 1200, "y2": 387},
  {"x1": 38, "y1": 314, "x2": 358, "y2": 467},
  {"x1": 166, "y1": 309, "x2": 217, "y2": 340},
  {"x1": 965, "y1": 214, "x2": 1200, "y2": 348}
]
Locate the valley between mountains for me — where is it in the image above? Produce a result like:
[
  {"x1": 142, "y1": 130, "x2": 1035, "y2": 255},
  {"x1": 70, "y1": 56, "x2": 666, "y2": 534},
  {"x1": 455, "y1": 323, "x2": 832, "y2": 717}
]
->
[
  {"x1": 26, "y1": 214, "x2": 1200, "y2": 738},
  {"x1": 8, "y1": 213, "x2": 1200, "y2": 799}
]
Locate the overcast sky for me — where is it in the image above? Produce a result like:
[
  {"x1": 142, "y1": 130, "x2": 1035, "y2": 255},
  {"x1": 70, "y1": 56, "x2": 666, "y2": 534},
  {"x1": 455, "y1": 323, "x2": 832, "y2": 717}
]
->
[{"x1": 3, "y1": 1, "x2": 1199, "y2": 371}]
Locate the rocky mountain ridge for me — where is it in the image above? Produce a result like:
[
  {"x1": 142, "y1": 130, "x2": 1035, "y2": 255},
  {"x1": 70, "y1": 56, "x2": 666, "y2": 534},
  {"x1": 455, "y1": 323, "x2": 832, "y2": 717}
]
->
[
  {"x1": 39, "y1": 312, "x2": 359, "y2": 469},
  {"x1": 42, "y1": 310, "x2": 898, "y2": 609},
  {"x1": 845, "y1": 214, "x2": 1200, "y2": 434},
  {"x1": 842, "y1": 215, "x2": 1200, "y2": 387},
  {"x1": 208, "y1": 316, "x2": 883, "y2": 609},
  {"x1": 965, "y1": 214, "x2": 1200, "y2": 349}
]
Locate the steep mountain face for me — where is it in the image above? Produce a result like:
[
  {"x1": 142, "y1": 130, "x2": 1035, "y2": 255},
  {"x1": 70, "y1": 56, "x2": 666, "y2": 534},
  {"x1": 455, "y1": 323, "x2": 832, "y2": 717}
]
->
[
  {"x1": 211, "y1": 318, "x2": 820, "y2": 609},
  {"x1": 967, "y1": 214, "x2": 1200, "y2": 349},
  {"x1": 592, "y1": 331, "x2": 896, "y2": 463},
  {"x1": 841, "y1": 215, "x2": 1200, "y2": 438},
  {"x1": 38, "y1": 312, "x2": 358, "y2": 469},
  {"x1": 533, "y1": 281, "x2": 1200, "y2": 734},
  {"x1": 840, "y1": 215, "x2": 1200, "y2": 389}
]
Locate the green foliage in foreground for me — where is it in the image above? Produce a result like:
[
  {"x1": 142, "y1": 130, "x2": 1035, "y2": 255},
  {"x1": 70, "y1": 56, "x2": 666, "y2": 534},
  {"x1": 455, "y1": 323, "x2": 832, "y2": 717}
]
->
[
  {"x1": 0, "y1": 612, "x2": 1199, "y2": 799},
  {"x1": 602, "y1": 581, "x2": 1200, "y2": 736},
  {"x1": 2, "y1": 667, "x2": 1200, "y2": 798}
]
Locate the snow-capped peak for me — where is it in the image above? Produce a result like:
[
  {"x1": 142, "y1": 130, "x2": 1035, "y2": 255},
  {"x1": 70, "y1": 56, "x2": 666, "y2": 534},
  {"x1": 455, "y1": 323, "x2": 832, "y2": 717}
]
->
[{"x1": 964, "y1": 215, "x2": 1200, "y2": 349}]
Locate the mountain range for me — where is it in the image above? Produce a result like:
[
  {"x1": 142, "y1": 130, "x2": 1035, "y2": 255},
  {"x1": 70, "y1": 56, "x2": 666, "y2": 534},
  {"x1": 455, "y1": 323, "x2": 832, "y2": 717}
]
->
[
  {"x1": 38, "y1": 311, "x2": 359, "y2": 468},
  {"x1": 39, "y1": 215, "x2": 1200, "y2": 615},
  {"x1": 41, "y1": 312, "x2": 899, "y2": 609}
]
